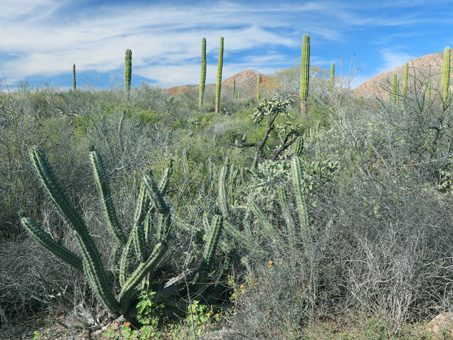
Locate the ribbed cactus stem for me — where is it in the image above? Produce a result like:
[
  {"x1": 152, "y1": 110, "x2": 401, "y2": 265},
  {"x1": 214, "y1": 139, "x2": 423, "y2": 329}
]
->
[
  {"x1": 256, "y1": 76, "x2": 261, "y2": 103},
  {"x1": 232, "y1": 78, "x2": 236, "y2": 96},
  {"x1": 402, "y1": 62, "x2": 408, "y2": 96},
  {"x1": 199, "y1": 38, "x2": 206, "y2": 109},
  {"x1": 330, "y1": 63, "x2": 335, "y2": 90},
  {"x1": 441, "y1": 46, "x2": 451, "y2": 110},
  {"x1": 72, "y1": 64, "x2": 76, "y2": 90},
  {"x1": 300, "y1": 34, "x2": 310, "y2": 117},
  {"x1": 215, "y1": 37, "x2": 224, "y2": 113},
  {"x1": 425, "y1": 77, "x2": 431, "y2": 102},
  {"x1": 90, "y1": 147, "x2": 127, "y2": 245},
  {"x1": 124, "y1": 49, "x2": 132, "y2": 98},
  {"x1": 294, "y1": 136, "x2": 304, "y2": 157},
  {"x1": 21, "y1": 216, "x2": 83, "y2": 270},
  {"x1": 392, "y1": 73, "x2": 399, "y2": 105},
  {"x1": 202, "y1": 214, "x2": 223, "y2": 267}
]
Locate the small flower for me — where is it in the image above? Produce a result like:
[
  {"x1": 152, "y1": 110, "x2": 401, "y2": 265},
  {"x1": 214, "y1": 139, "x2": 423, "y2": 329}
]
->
[
  {"x1": 125, "y1": 322, "x2": 131, "y2": 327},
  {"x1": 232, "y1": 293, "x2": 236, "y2": 298},
  {"x1": 240, "y1": 285, "x2": 244, "y2": 288},
  {"x1": 241, "y1": 289, "x2": 245, "y2": 293},
  {"x1": 215, "y1": 313, "x2": 219, "y2": 318},
  {"x1": 207, "y1": 313, "x2": 211, "y2": 317},
  {"x1": 268, "y1": 260, "x2": 273, "y2": 265}
]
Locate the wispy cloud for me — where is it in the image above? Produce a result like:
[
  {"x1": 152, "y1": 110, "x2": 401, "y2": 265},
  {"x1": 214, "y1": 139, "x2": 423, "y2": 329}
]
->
[{"x1": 376, "y1": 49, "x2": 415, "y2": 74}]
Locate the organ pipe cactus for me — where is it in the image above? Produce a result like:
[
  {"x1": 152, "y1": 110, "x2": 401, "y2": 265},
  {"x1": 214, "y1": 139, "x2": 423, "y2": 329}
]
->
[
  {"x1": 300, "y1": 34, "x2": 310, "y2": 118},
  {"x1": 215, "y1": 37, "x2": 224, "y2": 113},
  {"x1": 125, "y1": 49, "x2": 132, "y2": 98},
  {"x1": 21, "y1": 147, "x2": 229, "y2": 319},
  {"x1": 73, "y1": 64, "x2": 76, "y2": 90},
  {"x1": 441, "y1": 46, "x2": 451, "y2": 110},
  {"x1": 199, "y1": 38, "x2": 207, "y2": 109},
  {"x1": 402, "y1": 62, "x2": 408, "y2": 96}
]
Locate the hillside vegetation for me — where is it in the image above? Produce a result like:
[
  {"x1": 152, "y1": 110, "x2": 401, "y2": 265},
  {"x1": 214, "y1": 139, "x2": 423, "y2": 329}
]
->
[{"x1": 1, "y1": 58, "x2": 453, "y2": 339}]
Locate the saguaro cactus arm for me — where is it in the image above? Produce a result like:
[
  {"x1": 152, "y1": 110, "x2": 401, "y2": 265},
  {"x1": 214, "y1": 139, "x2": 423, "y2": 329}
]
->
[{"x1": 441, "y1": 46, "x2": 451, "y2": 110}]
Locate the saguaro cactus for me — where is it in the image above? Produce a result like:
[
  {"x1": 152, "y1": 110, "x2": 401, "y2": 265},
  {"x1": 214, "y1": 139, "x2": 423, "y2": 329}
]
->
[
  {"x1": 72, "y1": 64, "x2": 76, "y2": 90},
  {"x1": 232, "y1": 78, "x2": 236, "y2": 97},
  {"x1": 199, "y1": 38, "x2": 207, "y2": 109},
  {"x1": 425, "y1": 77, "x2": 431, "y2": 102},
  {"x1": 392, "y1": 73, "x2": 399, "y2": 105},
  {"x1": 330, "y1": 63, "x2": 335, "y2": 90},
  {"x1": 215, "y1": 37, "x2": 224, "y2": 113},
  {"x1": 441, "y1": 46, "x2": 451, "y2": 110},
  {"x1": 402, "y1": 62, "x2": 409, "y2": 96},
  {"x1": 124, "y1": 49, "x2": 132, "y2": 98},
  {"x1": 300, "y1": 34, "x2": 310, "y2": 117},
  {"x1": 256, "y1": 76, "x2": 261, "y2": 103}
]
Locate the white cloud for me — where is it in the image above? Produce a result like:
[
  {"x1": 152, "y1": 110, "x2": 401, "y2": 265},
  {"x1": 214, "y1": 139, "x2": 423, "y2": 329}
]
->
[{"x1": 377, "y1": 49, "x2": 415, "y2": 74}]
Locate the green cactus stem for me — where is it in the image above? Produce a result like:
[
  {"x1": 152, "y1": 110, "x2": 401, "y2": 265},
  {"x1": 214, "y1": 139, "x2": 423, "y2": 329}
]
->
[
  {"x1": 232, "y1": 78, "x2": 236, "y2": 97},
  {"x1": 199, "y1": 38, "x2": 207, "y2": 109},
  {"x1": 215, "y1": 37, "x2": 224, "y2": 113},
  {"x1": 300, "y1": 34, "x2": 310, "y2": 118},
  {"x1": 125, "y1": 49, "x2": 132, "y2": 98},
  {"x1": 73, "y1": 64, "x2": 76, "y2": 90},
  {"x1": 256, "y1": 76, "x2": 261, "y2": 103},
  {"x1": 294, "y1": 136, "x2": 304, "y2": 157},
  {"x1": 392, "y1": 73, "x2": 399, "y2": 105},
  {"x1": 330, "y1": 63, "x2": 335, "y2": 90},
  {"x1": 90, "y1": 146, "x2": 127, "y2": 245},
  {"x1": 402, "y1": 62, "x2": 408, "y2": 96},
  {"x1": 441, "y1": 46, "x2": 451, "y2": 110},
  {"x1": 425, "y1": 77, "x2": 431, "y2": 102}
]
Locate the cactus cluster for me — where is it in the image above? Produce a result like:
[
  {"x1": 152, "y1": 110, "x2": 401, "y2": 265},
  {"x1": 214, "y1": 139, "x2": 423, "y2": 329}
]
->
[{"x1": 21, "y1": 147, "x2": 229, "y2": 319}]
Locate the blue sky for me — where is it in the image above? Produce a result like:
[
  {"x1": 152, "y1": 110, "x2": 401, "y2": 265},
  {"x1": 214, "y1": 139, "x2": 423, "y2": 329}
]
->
[{"x1": 1, "y1": 0, "x2": 452, "y2": 90}]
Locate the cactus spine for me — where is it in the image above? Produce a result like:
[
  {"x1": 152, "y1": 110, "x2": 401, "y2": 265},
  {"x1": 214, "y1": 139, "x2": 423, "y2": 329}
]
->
[
  {"x1": 72, "y1": 64, "x2": 76, "y2": 90},
  {"x1": 199, "y1": 38, "x2": 207, "y2": 109},
  {"x1": 215, "y1": 37, "x2": 224, "y2": 113},
  {"x1": 300, "y1": 34, "x2": 310, "y2": 118},
  {"x1": 124, "y1": 49, "x2": 132, "y2": 98},
  {"x1": 441, "y1": 46, "x2": 451, "y2": 110},
  {"x1": 402, "y1": 62, "x2": 408, "y2": 96}
]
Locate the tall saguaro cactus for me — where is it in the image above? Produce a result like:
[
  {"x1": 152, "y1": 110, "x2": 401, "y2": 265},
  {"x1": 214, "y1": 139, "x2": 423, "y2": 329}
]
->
[
  {"x1": 215, "y1": 37, "x2": 224, "y2": 113},
  {"x1": 330, "y1": 63, "x2": 335, "y2": 90},
  {"x1": 402, "y1": 62, "x2": 409, "y2": 96},
  {"x1": 256, "y1": 76, "x2": 261, "y2": 103},
  {"x1": 441, "y1": 46, "x2": 451, "y2": 110},
  {"x1": 72, "y1": 64, "x2": 76, "y2": 90},
  {"x1": 392, "y1": 73, "x2": 399, "y2": 105},
  {"x1": 124, "y1": 49, "x2": 132, "y2": 98},
  {"x1": 199, "y1": 38, "x2": 207, "y2": 109},
  {"x1": 300, "y1": 34, "x2": 310, "y2": 118}
]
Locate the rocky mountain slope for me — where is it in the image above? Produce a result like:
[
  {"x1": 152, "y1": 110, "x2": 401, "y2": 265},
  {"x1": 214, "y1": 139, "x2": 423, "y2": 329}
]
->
[
  {"x1": 166, "y1": 69, "x2": 265, "y2": 97},
  {"x1": 354, "y1": 50, "x2": 453, "y2": 100}
]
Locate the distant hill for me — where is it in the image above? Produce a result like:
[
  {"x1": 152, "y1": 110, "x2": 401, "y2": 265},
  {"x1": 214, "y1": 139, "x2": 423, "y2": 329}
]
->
[
  {"x1": 166, "y1": 69, "x2": 266, "y2": 97},
  {"x1": 354, "y1": 50, "x2": 453, "y2": 100}
]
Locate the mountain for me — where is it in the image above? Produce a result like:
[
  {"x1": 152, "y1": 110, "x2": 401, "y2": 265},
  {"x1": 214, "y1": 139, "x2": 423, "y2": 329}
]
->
[
  {"x1": 166, "y1": 69, "x2": 266, "y2": 97},
  {"x1": 354, "y1": 50, "x2": 453, "y2": 100}
]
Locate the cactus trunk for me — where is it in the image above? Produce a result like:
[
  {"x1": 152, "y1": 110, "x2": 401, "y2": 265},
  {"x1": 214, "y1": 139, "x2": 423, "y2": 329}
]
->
[
  {"x1": 72, "y1": 64, "x2": 76, "y2": 90},
  {"x1": 256, "y1": 76, "x2": 261, "y2": 103},
  {"x1": 441, "y1": 46, "x2": 451, "y2": 110},
  {"x1": 392, "y1": 73, "x2": 399, "y2": 105},
  {"x1": 199, "y1": 38, "x2": 206, "y2": 109},
  {"x1": 330, "y1": 63, "x2": 335, "y2": 90},
  {"x1": 300, "y1": 34, "x2": 310, "y2": 118},
  {"x1": 402, "y1": 62, "x2": 408, "y2": 96},
  {"x1": 124, "y1": 49, "x2": 132, "y2": 98},
  {"x1": 215, "y1": 37, "x2": 224, "y2": 113}
]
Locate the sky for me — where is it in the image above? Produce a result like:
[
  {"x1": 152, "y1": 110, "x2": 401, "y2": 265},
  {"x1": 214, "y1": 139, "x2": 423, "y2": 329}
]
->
[{"x1": 1, "y1": 0, "x2": 452, "y2": 91}]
